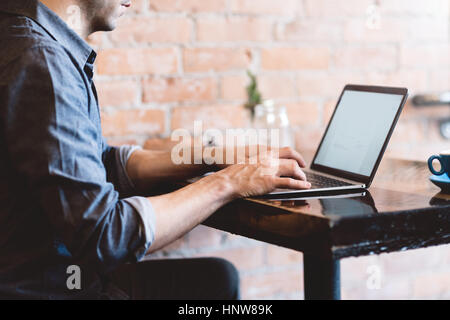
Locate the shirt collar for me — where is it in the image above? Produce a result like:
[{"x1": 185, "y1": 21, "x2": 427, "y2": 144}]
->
[{"x1": 0, "y1": 0, "x2": 96, "y2": 68}]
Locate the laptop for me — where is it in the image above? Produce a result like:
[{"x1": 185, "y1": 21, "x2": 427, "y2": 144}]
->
[{"x1": 269, "y1": 84, "x2": 408, "y2": 196}]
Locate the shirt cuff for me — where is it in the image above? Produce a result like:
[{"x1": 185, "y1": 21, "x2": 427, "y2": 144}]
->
[
  {"x1": 123, "y1": 196, "x2": 156, "y2": 261},
  {"x1": 115, "y1": 145, "x2": 142, "y2": 195}
]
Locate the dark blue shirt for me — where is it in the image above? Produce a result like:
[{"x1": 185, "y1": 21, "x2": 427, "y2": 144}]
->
[{"x1": 0, "y1": 0, "x2": 154, "y2": 299}]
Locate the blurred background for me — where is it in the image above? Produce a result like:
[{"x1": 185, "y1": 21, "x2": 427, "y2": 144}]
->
[{"x1": 89, "y1": 0, "x2": 449, "y2": 299}]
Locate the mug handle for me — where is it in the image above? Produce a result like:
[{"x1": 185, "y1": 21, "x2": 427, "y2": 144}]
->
[{"x1": 428, "y1": 155, "x2": 445, "y2": 176}]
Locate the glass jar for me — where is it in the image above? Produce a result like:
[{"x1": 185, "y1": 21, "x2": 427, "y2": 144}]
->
[{"x1": 253, "y1": 100, "x2": 295, "y2": 148}]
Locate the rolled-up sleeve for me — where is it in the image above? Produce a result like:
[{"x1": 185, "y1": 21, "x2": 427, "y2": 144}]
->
[
  {"x1": 2, "y1": 45, "x2": 154, "y2": 273},
  {"x1": 102, "y1": 142, "x2": 156, "y2": 255},
  {"x1": 101, "y1": 142, "x2": 141, "y2": 197}
]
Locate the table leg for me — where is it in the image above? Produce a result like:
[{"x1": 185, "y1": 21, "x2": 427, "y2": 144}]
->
[{"x1": 303, "y1": 254, "x2": 341, "y2": 300}]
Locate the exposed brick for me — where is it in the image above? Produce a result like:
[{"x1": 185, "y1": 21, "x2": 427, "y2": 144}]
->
[
  {"x1": 220, "y1": 74, "x2": 249, "y2": 101},
  {"x1": 428, "y1": 70, "x2": 450, "y2": 92},
  {"x1": 401, "y1": 100, "x2": 450, "y2": 121},
  {"x1": 400, "y1": 44, "x2": 450, "y2": 68},
  {"x1": 160, "y1": 235, "x2": 189, "y2": 254},
  {"x1": 183, "y1": 48, "x2": 251, "y2": 73},
  {"x1": 194, "y1": 245, "x2": 265, "y2": 271},
  {"x1": 97, "y1": 48, "x2": 178, "y2": 75},
  {"x1": 171, "y1": 104, "x2": 249, "y2": 131},
  {"x1": 266, "y1": 245, "x2": 302, "y2": 266},
  {"x1": 129, "y1": 0, "x2": 146, "y2": 14},
  {"x1": 111, "y1": 17, "x2": 192, "y2": 44},
  {"x1": 408, "y1": 17, "x2": 449, "y2": 41},
  {"x1": 323, "y1": 99, "x2": 337, "y2": 124},
  {"x1": 341, "y1": 256, "x2": 380, "y2": 288},
  {"x1": 277, "y1": 20, "x2": 342, "y2": 42},
  {"x1": 197, "y1": 17, "x2": 273, "y2": 42},
  {"x1": 86, "y1": 32, "x2": 104, "y2": 47},
  {"x1": 342, "y1": 277, "x2": 411, "y2": 300},
  {"x1": 428, "y1": 119, "x2": 450, "y2": 144},
  {"x1": 381, "y1": 247, "x2": 445, "y2": 275},
  {"x1": 444, "y1": 245, "x2": 450, "y2": 265},
  {"x1": 149, "y1": 0, "x2": 227, "y2": 13},
  {"x1": 230, "y1": 0, "x2": 299, "y2": 16},
  {"x1": 389, "y1": 120, "x2": 427, "y2": 146},
  {"x1": 340, "y1": 256, "x2": 422, "y2": 300},
  {"x1": 101, "y1": 109, "x2": 165, "y2": 136},
  {"x1": 386, "y1": 142, "x2": 450, "y2": 162},
  {"x1": 96, "y1": 79, "x2": 140, "y2": 108},
  {"x1": 303, "y1": 0, "x2": 373, "y2": 18},
  {"x1": 105, "y1": 137, "x2": 139, "y2": 147},
  {"x1": 142, "y1": 77, "x2": 218, "y2": 103},
  {"x1": 284, "y1": 101, "x2": 320, "y2": 126},
  {"x1": 297, "y1": 72, "x2": 366, "y2": 98},
  {"x1": 413, "y1": 271, "x2": 450, "y2": 299},
  {"x1": 334, "y1": 46, "x2": 397, "y2": 70},
  {"x1": 143, "y1": 137, "x2": 175, "y2": 150},
  {"x1": 343, "y1": 18, "x2": 409, "y2": 43},
  {"x1": 261, "y1": 47, "x2": 330, "y2": 70},
  {"x1": 258, "y1": 74, "x2": 296, "y2": 100},
  {"x1": 294, "y1": 127, "x2": 324, "y2": 151},
  {"x1": 383, "y1": 0, "x2": 449, "y2": 16},
  {"x1": 365, "y1": 70, "x2": 428, "y2": 93},
  {"x1": 188, "y1": 225, "x2": 224, "y2": 249},
  {"x1": 241, "y1": 269, "x2": 302, "y2": 299}
]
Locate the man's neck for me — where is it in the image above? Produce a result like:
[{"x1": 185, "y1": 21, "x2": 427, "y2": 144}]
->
[{"x1": 40, "y1": 0, "x2": 90, "y2": 38}]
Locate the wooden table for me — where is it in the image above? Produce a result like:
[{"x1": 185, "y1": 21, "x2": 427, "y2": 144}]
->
[{"x1": 202, "y1": 155, "x2": 450, "y2": 300}]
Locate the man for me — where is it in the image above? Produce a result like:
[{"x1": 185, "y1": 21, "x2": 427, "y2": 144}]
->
[{"x1": 0, "y1": 0, "x2": 310, "y2": 299}]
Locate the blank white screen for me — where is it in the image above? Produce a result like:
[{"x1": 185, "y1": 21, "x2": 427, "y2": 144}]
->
[{"x1": 314, "y1": 90, "x2": 403, "y2": 176}]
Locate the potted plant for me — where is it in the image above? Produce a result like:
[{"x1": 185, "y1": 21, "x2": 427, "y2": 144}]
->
[{"x1": 245, "y1": 70, "x2": 263, "y2": 121}]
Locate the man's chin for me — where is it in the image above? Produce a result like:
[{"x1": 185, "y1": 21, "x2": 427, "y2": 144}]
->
[{"x1": 92, "y1": 20, "x2": 117, "y2": 33}]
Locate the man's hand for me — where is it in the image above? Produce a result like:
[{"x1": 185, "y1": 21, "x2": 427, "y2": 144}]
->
[
  {"x1": 214, "y1": 147, "x2": 310, "y2": 199},
  {"x1": 147, "y1": 146, "x2": 310, "y2": 253},
  {"x1": 204, "y1": 145, "x2": 306, "y2": 168},
  {"x1": 128, "y1": 143, "x2": 308, "y2": 194}
]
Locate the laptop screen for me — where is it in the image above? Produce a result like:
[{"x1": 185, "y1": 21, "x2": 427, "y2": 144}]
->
[{"x1": 313, "y1": 89, "x2": 405, "y2": 178}]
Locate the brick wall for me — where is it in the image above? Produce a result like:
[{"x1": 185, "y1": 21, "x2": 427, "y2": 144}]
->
[{"x1": 90, "y1": 0, "x2": 450, "y2": 299}]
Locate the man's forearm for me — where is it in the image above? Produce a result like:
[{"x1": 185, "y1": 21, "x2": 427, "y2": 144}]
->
[
  {"x1": 126, "y1": 144, "x2": 279, "y2": 194},
  {"x1": 145, "y1": 172, "x2": 235, "y2": 253},
  {"x1": 126, "y1": 145, "x2": 310, "y2": 254},
  {"x1": 126, "y1": 148, "x2": 214, "y2": 193}
]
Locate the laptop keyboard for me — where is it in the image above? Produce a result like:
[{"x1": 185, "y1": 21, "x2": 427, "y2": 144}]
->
[{"x1": 305, "y1": 172, "x2": 353, "y2": 189}]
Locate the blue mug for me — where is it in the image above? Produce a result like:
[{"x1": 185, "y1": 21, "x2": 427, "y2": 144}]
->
[{"x1": 428, "y1": 151, "x2": 450, "y2": 178}]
